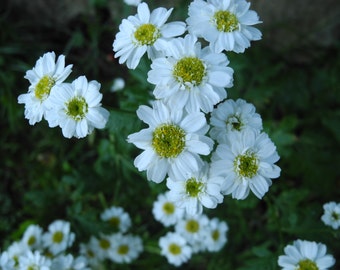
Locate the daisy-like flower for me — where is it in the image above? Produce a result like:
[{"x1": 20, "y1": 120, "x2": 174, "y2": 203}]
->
[
  {"x1": 79, "y1": 239, "x2": 101, "y2": 267},
  {"x1": 321, "y1": 201, "x2": 340, "y2": 229},
  {"x1": 210, "y1": 129, "x2": 281, "y2": 200},
  {"x1": 166, "y1": 162, "x2": 224, "y2": 216},
  {"x1": 51, "y1": 254, "x2": 90, "y2": 270},
  {"x1": 204, "y1": 217, "x2": 228, "y2": 252},
  {"x1": 209, "y1": 98, "x2": 263, "y2": 143},
  {"x1": 100, "y1": 206, "x2": 132, "y2": 233},
  {"x1": 175, "y1": 214, "x2": 209, "y2": 253},
  {"x1": 278, "y1": 239, "x2": 336, "y2": 270},
  {"x1": 159, "y1": 232, "x2": 192, "y2": 267},
  {"x1": 0, "y1": 251, "x2": 15, "y2": 270},
  {"x1": 152, "y1": 191, "x2": 185, "y2": 227},
  {"x1": 113, "y1": 2, "x2": 186, "y2": 69},
  {"x1": 18, "y1": 51, "x2": 73, "y2": 125},
  {"x1": 148, "y1": 34, "x2": 234, "y2": 113},
  {"x1": 6, "y1": 241, "x2": 30, "y2": 263},
  {"x1": 90, "y1": 234, "x2": 115, "y2": 261},
  {"x1": 42, "y1": 220, "x2": 75, "y2": 256},
  {"x1": 127, "y1": 100, "x2": 214, "y2": 183},
  {"x1": 45, "y1": 75, "x2": 109, "y2": 139},
  {"x1": 187, "y1": 0, "x2": 262, "y2": 53},
  {"x1": 107, "y1": 233, "x2": 143, "y2": 264},
  {"x1": 21, "y1": 224, "x2": 43, "y2": 250},
  {"x1": 18, "y1": 250, "x2": 51, "y2": 270}
]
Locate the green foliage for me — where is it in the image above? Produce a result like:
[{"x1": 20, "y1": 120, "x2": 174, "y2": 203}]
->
[{"x1": 0, "y1": 0, "x2": 339, "y2": 269}]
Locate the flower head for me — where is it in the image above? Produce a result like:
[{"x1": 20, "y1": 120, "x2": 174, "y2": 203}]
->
[
  {"x1": 45, "y1": 75, "x2": 109, "y2": 138},
  {"x1": 18, "y1": 250, "x2": 51, "y2": 270},
  {"x1": 127, "y1": 100, "x2": 214, "y2": 183},
  {"x1": 21, "y1": 224, "x2": 43, "y2": 250},
  {"x1": 204, "y1": 217, "x2": 228, "y2": 252},
  {"x1": 100, "y1": 206, "x2": 132, "y2": 233},
  {"x1": 18, "y1": 51, "x2": 73, "y2": 125},
  {"x1": 113, "y1": 2, "x2": 186, "y2": 69},
  {"x1": 187, "y1": 0, "x2": 262, "y2": 53},
  {"x1": 278, "y1": 239, "x2": 336, "y2": 270},
  {"x1": 211, "y1": 129, "x2": 281, "y2": 200},
  {"x1": 148, "y1": 34, "x2": 234, "y2": 113},
  {"x1": 321, "y1": 201, "x2": 340, "y2": 230}
]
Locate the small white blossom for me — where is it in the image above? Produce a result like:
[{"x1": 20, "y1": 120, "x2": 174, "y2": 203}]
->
[{"x1": 321, "y1": 201, "x2": 340, "y2": 229}]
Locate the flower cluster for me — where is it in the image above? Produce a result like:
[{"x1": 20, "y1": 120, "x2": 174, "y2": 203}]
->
[{"x1": 18, "y1": 51, "x2": 109, "y2": 139}]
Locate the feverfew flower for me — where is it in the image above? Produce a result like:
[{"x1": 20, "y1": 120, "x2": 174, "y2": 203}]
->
[
  {"x1": 166, "y1": 162, "x2": 224, "y2": 216},
  {"x1": 209, "y1": 98, "x2": 262, "y2": 143},
  {"x1": 187, "y1": 0, "x2": 262, "y2": 53},
  {"x1": 211, "y1": 129, "x2": 281, "y2": 200},
  {"x1": 159, "y1": 232, "x2": 192, "y2": 267},
  {"x1": 278, "y1": 239, "x2": 336, "y2": 270},
  {"x1": 51, "y1": 254, "x2": 90, "y2": 270},
  {"x1": 42, "y1": 220, "x2": 75, "y2": 255},
  {"x1": 321, "y1": 201, "x2": 340, "y2": 229},
  {"x1": 113, "y1": 2, "x2": 186, "y2": 69},
  {"x1": 6, "y1": 241, "x2": 30, "y2": 263},
  {"x1": 148, "y1": 34, "x2": 234, "y2": 113},
  {"x1": 204, "y1": 218, "x2": 228, "y2": 252},
  {"x1": 90, "y1": 234, "x2": 115, "y2": 260},
  {"x1": 100, "y1": 206, "x2": 132, "y2": 233},
  {"x1": 107, "y1": 233, "x2": 143, "y2": 264},
  {"x1": 152, "y1": 191, "x2": 185, "y2": 227},
  {"x1": 18, "y1": 51, "x2": 72, "y2": 125},
  {"x1": 21, "y1": 224, "x2": 43, "y2": 250},
  {"x1": 18, "y1": 250, "x2": 51, "y2": 270},
  {"x1": 45, "y1": 76, "x2": 109, "y2": 139},
  {"x1": 127, "y1": 100, "x2": 214, "y2": 183},
  {"x1": 0, "y1": 251, "x2": 15, "y2": 270}
]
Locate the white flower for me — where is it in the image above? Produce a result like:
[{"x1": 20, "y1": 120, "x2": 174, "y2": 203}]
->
[
  {"x1": 152, "y1": 191, "x2": 185, "y2": 227},
  {"x1": 204, "y1": 217, "x2": 228, "y2": 252},
  {"x1": 127, "y1": 100, "x2": 214, "y2": 183},
  {"x1": 42, "y1": 220, "x2": 75, "y2": 255},
  {"x1": 110, "y1": 77, "x2": 125, "y2": 92},
  {"x1": 79, "y1": 239, "x2": 101, "y2": 267},
  {"x1": 159, "y1": 232, "x2": 192, "y2": 267},
  {"x1": 0, "y1": 251, "x2": 15, "y2": 270},
  {"x1": 107, "y1": 233, "x2": 143, "y2": 264},
  {"x1": 18, "y1": 51, "x2": 73, "y2": 125},
  {"x1": 175, "y1": 214, "x2": 209, "y2": 253},
  {"x1": 209, "y1": 98, "x2": 263, "y2": 143},
  {"x1": 21, "y1": 224, "x2": 43, "y2": 250},
  {"x1": 278, "y1": 239, "x2": 336, "y2": 270},
  {"x1": 148, "y1": 34, "x2": 234, "y2": 113},
  {"x1": 45, "y1": 76, "x2": 109, "y2": 139},
  {"x1": 90, "y1": 234, "x2": 115, "y2": 260},
  {"x1": 210, "y1": 129, "x2": 281, "y2": 200},
  {"x1": 18, "y1": 250, "x2": 51, "y2": 270},
  {"x1": 51, "y1": 254, "x2": 90, "y2": 270},
  {"x1": 321, "y1": 201, "x2": 340, "y2": 229},
  {"x1": 113, "y1": 2, "x2": 186, "y2": 69},
  {"x1": 100, "y1": 206, "x2": 132, "y2": 233},
  {"x1": 187, "y1": 0, "x2": 262, "y2": 53},
  {"x1": 123, "y1": 0, "x2": 141, "y2": 6},
  {"x1": 166, "y1": 162, "x2": 224, "y2": 216},
  {"x1": 6, "y1": 241, "x2": 30, "y2": 262}
]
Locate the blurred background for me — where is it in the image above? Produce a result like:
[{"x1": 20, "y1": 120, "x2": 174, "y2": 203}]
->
[{"x1": 1, "y1": 0, "x2": 339, "y2": 268}]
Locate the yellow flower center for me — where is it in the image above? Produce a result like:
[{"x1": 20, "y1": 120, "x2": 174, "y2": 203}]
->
[
  {"x1": 66, "y1": 96, "x2": 88, "y2": 121},
  {"x1": 212, "y1": 230, "x2": 220, "y2": 241},
  {"x1": 152, "y1": 124, "x2": 186, "y2": 158},
  {"x1": 27, "y1": 236, "x2": 36, "y2": 246},
  {"x1": 173, "y1": 57, "x2": 206, "y2": 87},
  {"x1": 227, "y1": 114, "x2": 243, "y2": 131},
  {"x1": 108, "y1": 217, "x2": 120, "y2": 229},
  {"x1": 169, "y1": 243, "x2": 181, "y2": 255},
  {"x1": 118, "y1": 244, "x2": 129, "y2": 255},
  {"x1": 52, "y1": 231, "x2": 64, "y2": 243},
  {"x1": 99, "y1": 238, "x2": 110, "y2": 250},
  {"x1": 234, "y1": 151, "x2": 259, "y2": 178},
  {"x1": 297, "y1": 259, "x2": 319, "y2": 270},
  {"x1": 214, "y1": 10, "x2": 239, "y2": 32},
  {"x1": 134, "y1": 23, "x2": 160, "y2": 45},
  {"x1": 34, "y1": 75, "x2": 55, "y2": 101},
  {"x1": 163, "y1": 202, "x2": 175, "y2": 215},
  {"x1": 185, "y1": 177, "x2": 203, "y2": 197},
  {"x1": 185, "y1": 219, "x2": 199, "y2": 233}
]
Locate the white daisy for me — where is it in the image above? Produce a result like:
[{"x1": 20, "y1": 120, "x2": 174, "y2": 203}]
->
[
  {"x1": 6, "y1": 241, "x2": 30, "y2": 263},
  {"x1": 175, "y1": 214, "x2": 209, "y2": 253},
  {"x1": 107, "y1": 233, "x2": 143, "y2": 264},
  {"x1": 187, "y1": 0, "x2": 262, "y2": 53},
  {"x1": 166, "y1": 162, "x2": 224, "y2": 216},
  {"x1": 0, "y1": 251, "x2": 15, "y2": 270},
  {"x1": 152, "y1": 191, "x2": 185, "y2": 227},
  {"x1": 159, "y1": 232, "x2": 192, "y2": 267},
  {"x1": 204, "y1": 217, "x2": 228, "y2": 252},
  {"x1": 127, "y1": 100, "x2": 214, "y2": 183},
  {"x1": 42, "y1": 220, "x2": 75, "y2": 255},
  {"x1": 18, "y1": 51, "x2": 73, "y2": 125},
  {"x1": 321, "y1": 201, "x2": 340, "y2": 229},
  {"x1": 148, "y1": 34, "x2": 234, "y2": 113},
  {"x1": 18, "y1": 250, "x2": 51, "y2": 270},
  {"x1": 209, "y1": 98, "x2": 263, "y2": 143},
  {"x1": 278, "y1": 239, "x2": 336, "y2": 270},
  {"x1": 45, "y1": 75, "x2": 109, "y2": 139},
  {"x1": 21, "y1": 224, "x2": 43, "y2": 250},
  {"x1": 100, "y1": 206, "x2": 132, "y2": 233},
  {"x1": 210, "y1": 129, "x2": 281, "y2": 200},
  {"x1": 79, "y1": 239, "x2": 101, "y2": 267},
  {"x1": 51, "y1": 254, "x2": 90, "y2": 270},
  {"x1": 113, "y1": 2, "x2": 186, "y2": 69},
  {"x1": 89, "y1": 234, "x2": 115, "y2": 261}
]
